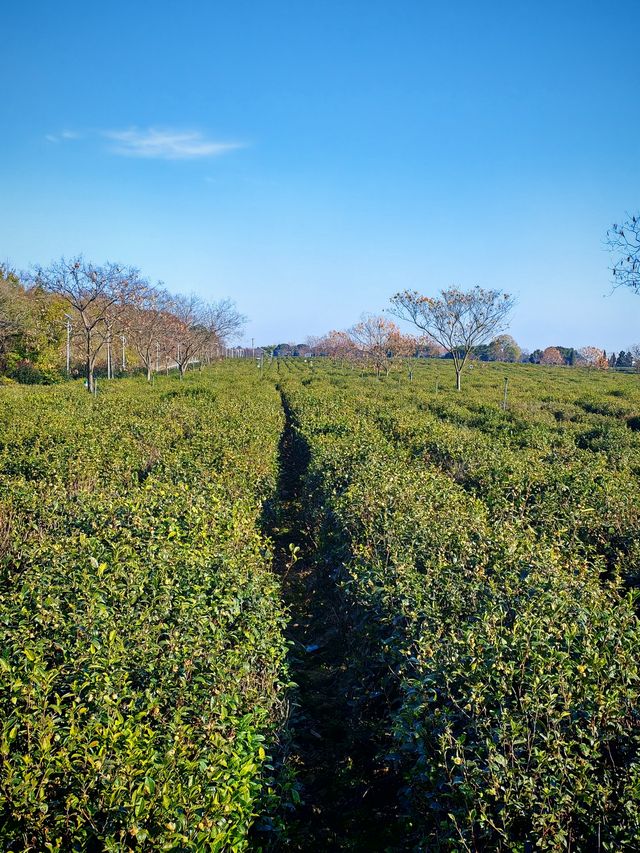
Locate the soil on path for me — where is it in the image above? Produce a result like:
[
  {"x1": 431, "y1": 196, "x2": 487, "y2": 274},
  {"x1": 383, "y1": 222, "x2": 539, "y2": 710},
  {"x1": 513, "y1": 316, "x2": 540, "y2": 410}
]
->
[{"x1": 264, "y1": 391, "x2": 407, "y2": 851}]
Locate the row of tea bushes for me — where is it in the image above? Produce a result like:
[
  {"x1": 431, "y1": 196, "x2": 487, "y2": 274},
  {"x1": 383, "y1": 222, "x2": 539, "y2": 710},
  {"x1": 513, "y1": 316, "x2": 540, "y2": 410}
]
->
[
  {"x1": 303, "y1": 357, "x2": 640, "y2": 466},
  {"x1": 372, "y1": 398, "x2": 640, "y2": 589},
  {"x1": 314, "y1": 376, "x2": 640, "y2": 592},
  {"x1": 283, "y1": 374, "x2": 640, "y2": 850},
  {"x1": 0, "y1": 380, "x2": 190, "y2": 494},
  {"x1": 0, "y1": 368, "x2": 288, "y2": 851},
  {"x1": 280, "y1": 360, "x2": 640, "y2": 594}
]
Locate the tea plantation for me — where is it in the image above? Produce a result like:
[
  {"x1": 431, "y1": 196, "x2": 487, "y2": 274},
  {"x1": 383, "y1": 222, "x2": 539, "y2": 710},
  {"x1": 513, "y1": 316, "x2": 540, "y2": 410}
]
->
[
  {"x1": 0, "y1": 369, "x2": 288, "y2": 851},
  {"x1": 2, "y1": 360, "x2": 640, "y2": 850}
]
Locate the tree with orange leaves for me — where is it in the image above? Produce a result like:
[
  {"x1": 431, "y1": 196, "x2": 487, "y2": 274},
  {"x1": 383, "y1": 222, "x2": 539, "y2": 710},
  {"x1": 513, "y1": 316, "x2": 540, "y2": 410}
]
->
[
  {"x1": 578, "y1": 346, "x2": 609, "y2": 369},
  {"x1": 349, "y1": 315, "x2": 403, "y2": 377},
  {"x1": 318, "y1": 329, "x2": 356, "y2": 363},
  {"x1": 540, "y1": 346, "x2": 564, "y2": 366}
]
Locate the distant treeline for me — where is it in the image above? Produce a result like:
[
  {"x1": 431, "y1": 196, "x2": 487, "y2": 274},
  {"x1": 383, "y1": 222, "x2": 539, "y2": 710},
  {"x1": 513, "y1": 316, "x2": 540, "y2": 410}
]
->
[
  {"x1": 0, "y1": 260, "x2": 243, "y2": 387},
  {"x1": 3, "y1": 263, "x2": 638, "y2": 387},
  {"x1": 267, "y1": 336, "x2": 639, "y2": 370}
]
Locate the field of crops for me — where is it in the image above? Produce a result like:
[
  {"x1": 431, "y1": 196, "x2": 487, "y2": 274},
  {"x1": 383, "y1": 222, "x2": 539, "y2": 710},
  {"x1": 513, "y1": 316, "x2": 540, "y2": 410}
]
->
[
  {"x1": 0, "y1": 369, "x2": 288, "y2": 851},
  {"x1": 277, "y1": 359, "x2": 640, "y2": 850},
  {"x1": 2, "y1": 360, "x2": 640, "y2": 850}
]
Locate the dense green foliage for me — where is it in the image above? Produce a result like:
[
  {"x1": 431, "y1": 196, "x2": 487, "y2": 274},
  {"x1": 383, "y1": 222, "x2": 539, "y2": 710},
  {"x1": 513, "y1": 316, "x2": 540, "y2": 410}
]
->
[
  {"x1": 0, "y1": 367, "x2": 288, "y2": 851},
  {"x1": 3, "y1": 358, "x2": 640, "y2": 850},
  {"x1": 0, "y1": 268, "x2": 65, "y2": 384},
  {"x1": 277, "y1": 358, "x2": 640, "y2": 850}
]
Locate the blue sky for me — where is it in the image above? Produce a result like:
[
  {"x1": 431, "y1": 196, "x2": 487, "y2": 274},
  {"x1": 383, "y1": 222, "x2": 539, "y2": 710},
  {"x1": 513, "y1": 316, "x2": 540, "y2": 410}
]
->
[{"x1": 2, "y1": 0, "x2": 639, "y2": 351}]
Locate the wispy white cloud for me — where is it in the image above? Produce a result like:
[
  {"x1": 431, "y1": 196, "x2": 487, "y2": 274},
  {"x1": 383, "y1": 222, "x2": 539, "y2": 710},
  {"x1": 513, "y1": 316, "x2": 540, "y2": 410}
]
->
[
  {"x1": 103, "y1": 127, "x2": 244, "y2": 160},
  {"x1": 45, "y1": 129, "x2": 81, "y2": 143}
]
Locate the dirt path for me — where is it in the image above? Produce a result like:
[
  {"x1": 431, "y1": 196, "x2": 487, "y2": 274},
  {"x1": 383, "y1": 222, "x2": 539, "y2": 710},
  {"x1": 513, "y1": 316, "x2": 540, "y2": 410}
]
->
[{"x1": 264, "y1": 392, "x2": 406, "y2": 851}]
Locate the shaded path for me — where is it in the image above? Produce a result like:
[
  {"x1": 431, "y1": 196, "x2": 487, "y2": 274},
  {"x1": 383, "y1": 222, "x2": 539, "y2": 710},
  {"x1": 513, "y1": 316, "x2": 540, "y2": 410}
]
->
[{"x1": 264, "y1": 391, "x2": 406, "y2": 851}]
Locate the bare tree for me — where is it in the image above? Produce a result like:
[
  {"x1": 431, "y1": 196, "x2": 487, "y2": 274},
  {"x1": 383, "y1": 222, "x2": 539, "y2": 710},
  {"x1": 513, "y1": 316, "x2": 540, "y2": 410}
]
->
[
  {"x1": 124, "y1": 287, "x2": 173, "y2": 381},
  {"x1": 316, "y1": 329, "x2": 357, "y2": 365},
  {"x1": 164, "y1": 294, "x2": 207, "y2": 378},
  {"x1": 305, "y1": 335, "x2": 321, "y2": 358},
  {"x1": 163, "y1": 296, "x2": 245, "y2": 375},
  {"x1": 102, "y1": 278, "x2": 151, "y2": 379},
  {"x1": 349, "y1": 315, "x2": 402, "y2": 377},
  {"x1": 390, "y1": 286, "x2": 515, "y2": 390},
  {"x1": 607, "y1": 213, "x2": 640, "y2": 293},
  {"x1": 203, "y1": 299, "x2": 245, "y2": 345},
  {"x1": 34, "y1": 257, "x2": 144, "y2": 392}
]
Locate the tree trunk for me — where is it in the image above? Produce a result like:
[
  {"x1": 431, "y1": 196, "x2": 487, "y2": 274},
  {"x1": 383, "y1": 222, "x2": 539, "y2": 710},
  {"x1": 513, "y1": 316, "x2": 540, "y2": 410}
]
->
[
  {"x1": 86, "y1": 331, "x2": 94, "y2": 393},
  {"x1": 147, "y1": 363, "x2": 152, "y2": 382},
  {"x1": 456, "y1": 367, "x2": 462, "y2": 391}
]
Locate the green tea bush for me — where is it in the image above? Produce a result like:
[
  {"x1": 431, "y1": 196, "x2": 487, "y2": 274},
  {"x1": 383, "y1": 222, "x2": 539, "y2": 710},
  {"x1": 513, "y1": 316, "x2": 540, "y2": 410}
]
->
[
  {"x1": 281, "y1": 367, "x2": 640, "y2": 850},
  {"x1": 0, "y1": 367, "x2": 288, "y2": 851}
]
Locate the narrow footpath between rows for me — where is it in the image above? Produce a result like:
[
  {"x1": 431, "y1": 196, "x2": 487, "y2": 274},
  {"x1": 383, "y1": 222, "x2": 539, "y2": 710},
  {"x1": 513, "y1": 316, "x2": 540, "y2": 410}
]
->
[{"x1": 264, "y1": 391, "x2": 406, "y2": 851}]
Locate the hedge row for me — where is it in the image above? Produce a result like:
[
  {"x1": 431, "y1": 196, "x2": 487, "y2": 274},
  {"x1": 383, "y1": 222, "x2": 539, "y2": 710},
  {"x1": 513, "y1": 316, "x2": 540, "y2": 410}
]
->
[
  {"x1": 282, "y1": 373, "x2": 640, "y2": 850},
  {"x1": 0, "y1": 368, "x2": 288, "y2": 851}
]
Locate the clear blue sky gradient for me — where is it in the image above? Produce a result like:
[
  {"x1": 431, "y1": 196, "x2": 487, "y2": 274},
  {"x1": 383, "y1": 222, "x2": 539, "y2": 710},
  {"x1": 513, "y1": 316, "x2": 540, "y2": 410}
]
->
[{"x1": 2, "y1": 1, "x2": 639, "y2": 351}]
